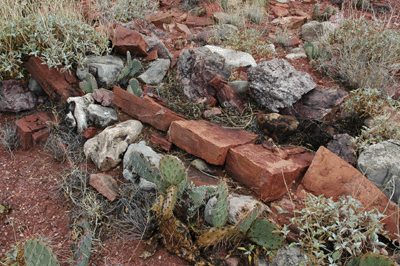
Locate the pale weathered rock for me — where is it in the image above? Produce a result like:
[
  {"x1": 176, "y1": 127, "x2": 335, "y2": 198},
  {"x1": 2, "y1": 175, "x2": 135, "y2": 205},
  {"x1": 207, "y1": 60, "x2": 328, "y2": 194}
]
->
[
  {"x1": 0, "y1": 80, "x2": 41, "y2": 112},
  {"x1": 114, "y1": 86, "x2": 186, "y2": 131},
  {"x1": 138, "y1": 59, "x2": 170, "y2": 85},
  {"x1": 123, "y1": 141, "x2": 163, "y2": 190},
  {"x1": 89, "y1": 173, "x2": 119, "y2": 201},
  {"x1": 87, "y1": 104, "x2": 118, "y2": 128},
  {"x1": 228, "y1": 81, "x2": 249, "y2": 94},
  {"x1": 226, "y1": 144, "x2": 314, "y2": 202},
  {"x1": 248, "y1": 58, "x2": 316, "y2": 112},
  {"x1": 67, "y1": 94, "x2": 95, "y2": 133},
  {"x1": 204, "y1": 194, "x2": 264, "y2": 226},
  {"x1": 298, "y1": 146, "x2": 400, "y2": 241},
  {"x1": 262, "y1": 245, "x2": 308, "y2": 266},
  {"x1": 144, "y1": 35, "x2": 174, "y2": 61},
  {"x1": 168, "y1": 120, "x2": 258, "y2": 165},
  {"x1": 204, "y1": 45, "x2": 257, "y2": 68},
  {"x1": 293, "y1": 87, "x2": 348, "y2": 122},
  {"x1": 327, "y1": 133, "x2": 357, "y2": 166},
  {"x1": 357, "y1": 140, "x2": 400, "y2": 204},
  {"x1": 285, "y1": 51, "x2": 307, "y2": 60},
  {"x1": 177, "y1": 47, "x2": 231, "y2": 104},
  {"x1": 84, "y1": 120, "x2": 143, "y2": 171},
  {"x1": 76, "y1": 55, "x2": 124, "y2": 88},
  {"x1": 301, "y1": 21, "x2": 337, "y2": 42},
  {"x1": 92, "y1": 88, "x2": 114, "y2": 107},
  {"x1": 257, "y1": 113, "x2": 299, "y2": 143}
]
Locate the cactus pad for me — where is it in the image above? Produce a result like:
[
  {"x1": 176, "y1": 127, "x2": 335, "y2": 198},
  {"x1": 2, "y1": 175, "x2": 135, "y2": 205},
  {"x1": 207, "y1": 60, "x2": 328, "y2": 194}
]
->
[
  {"x1": 159, "y1": 155, "x2": 188, "y2": 193},
  {"x1": 86, "y1": 73, "x2": 98, "y2": 91},
  {"x1": 235, "y1": 203, "x2": 261, "y2": 233},
  {"x1": 129, "y1": 151, "x2": 162, "y2": 185},
  {"x1": 247, "y1": 218, "x2": 283, "y2": 250},
  {"x1": 24, "y1": 239, "x2": 60, "y2": 266},
  {"x1": 127, "y1": 78, "x2": 142, "y2": 96},
  {"x1": 74, "y1": 230, "x2": 93, "y2": 266},
  {"x1": 348, "y1": 253, "x2": 396, "y2": 266},
  {"x1": 211, "y1": 180, "x2": 229, "y2": 227}
]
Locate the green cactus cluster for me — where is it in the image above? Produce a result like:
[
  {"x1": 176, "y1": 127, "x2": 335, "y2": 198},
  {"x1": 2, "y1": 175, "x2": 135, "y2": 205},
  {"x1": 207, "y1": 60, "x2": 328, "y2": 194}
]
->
[
  {"x1": 24, "y1": 239, "x2": 60, "y2": 266},
  {"x1": 79, "y1": 73, "x2": 98, "y2": 94},
  {"x1": 211, "y1": 180, "x2": 230, "y2": 227},
  {"x1": 127, "y1": 78, "x2": 142, "y2": 96},
  {"x1": 304, "y1": 42, "x2": 321, "y2": 60},
  {"x1": 117, "y1": 51, "x2": 142, "y2": 83},
  {"x1": 312, "y1": 3, "x2": 338, "y2": 22}
]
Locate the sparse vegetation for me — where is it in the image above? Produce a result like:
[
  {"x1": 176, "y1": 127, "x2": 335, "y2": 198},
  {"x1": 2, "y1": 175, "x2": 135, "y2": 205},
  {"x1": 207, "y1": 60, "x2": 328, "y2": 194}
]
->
[{"x1": 0, "y1": 121, "x2": 20, "y2": 154}]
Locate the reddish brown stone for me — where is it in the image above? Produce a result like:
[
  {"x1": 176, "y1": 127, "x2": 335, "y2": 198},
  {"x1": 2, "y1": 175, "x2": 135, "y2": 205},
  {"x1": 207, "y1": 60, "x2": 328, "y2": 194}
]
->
[
  {"x1": 114, "y1": 86, "x2": 186, "y2": 131},
  {"x1": 25, "y1": 57, "x2": 82, "y2": 104},
  {"x1": 89, "y1": 173, "x2": 118, "y2": 201},
  {"x1": 167, "y1": 120, "x2": 258, "y2": 165},
  {"x1": 284, "y1": 38, "x2": 301, "y2": 47},
  {"x1": 16, "y1": 112, "x2": 55, "y2": 150},
  {"x1": 226, "y1": 144, "x2": 314, "y2": 202},
  {"x1": 112, "y1": 26, "x2": 148, "y2": 56},
  {"x1": 144, "y1": 50, "x2": 158, "y2": 61},
  {"x1": 32, "y1": 128, "x2": 50, "y2": 145},
  {"x1": 188, "y1": 166, "x2": 220, "y2": 187},
  {"x1": 146, "y1": 12, "x2": 173, "y2": 27},
  {"x1": 82, "y1": 126, "x2": 101, "y2": 139},
  {"x1": 271, "y1": 6, "x2": 289, "y2": 17},
  {"x1": 208, "y1": 75, "x2": 244, "y2": 112},
  {"x1": 175, "y1": 23, "x2": 192, "y2": 35},
  {"x1": 92, "y1": 88, "x2": 114, "y2": 107},
  {"x1": 298, "y1": 146, "x2": 400, "y2": 241},
  {"x1": 202, "y1": 107, "x2": 222, "y2": 118},
  {"x1": 186, "y1": 14, "x2": 214, "y2": 27},
  {"x1": 150, "y1": 133, "x2": 173, "y2": 152},
  {"x1": 206, "y1": 2, "x2": 224, "y2": 17}
]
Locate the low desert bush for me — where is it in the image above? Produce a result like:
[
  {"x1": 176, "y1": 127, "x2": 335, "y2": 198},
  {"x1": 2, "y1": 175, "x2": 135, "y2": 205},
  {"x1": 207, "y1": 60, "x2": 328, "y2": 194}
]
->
[
  {"x1": 0, "y1": 121, "x2": 20, "y2": 154},
  {"x1": 0, "y1": 0, "x2": 110, "y2": 79},
  {"x1": 282, "y1": 193, "x2": 388, "y2": 266}
]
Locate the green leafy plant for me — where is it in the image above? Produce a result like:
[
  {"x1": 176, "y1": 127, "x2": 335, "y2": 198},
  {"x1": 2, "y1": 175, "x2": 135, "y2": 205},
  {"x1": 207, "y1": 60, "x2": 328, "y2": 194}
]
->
[
  {"x1": 284, "y1": 193, "x2": 388, "y2": 266},
  {"x1": 127, "y1": 78, "x2": 142, "y2": 96},
  {"x1": 79, "y1": 73, "x2": 98, "y2": 94},
  {"x1": 117, "y1": 51, "x2": 142, "y2": 83},
  {"x1": 1, "y1": 243, "x2": 23, "y2": 266}
]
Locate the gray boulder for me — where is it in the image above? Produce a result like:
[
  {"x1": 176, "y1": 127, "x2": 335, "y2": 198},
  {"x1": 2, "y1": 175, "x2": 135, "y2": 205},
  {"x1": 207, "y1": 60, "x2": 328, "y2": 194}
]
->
[
  {"x1": 327, "y1": 134, "x2": 357, "y2": 166},
  {"x1": 84, "y1": 120, "x2": 143, "y2": 171},
  {"x1": 204, "y1": 45, "x2": 257, "y2": 68},
  {"x1": 67, "y1": 94, "x2": 94, "y2": 133},
  {"x1": 301, "y1": 21, "x2": 337, "y2": 42},
  {"x1": 248, "y1": 58, "x2": 316, "y2": 112},
  {"x1": 138, "y1": 59, "x2": 170, "y2": 85},
  {"x1": 357, "y1": 140, "x2": 400, "y2": 204},
  {"x1": 0, "y1": 80, "x2": 41, "y2": 112},
  {"x1": 259, "y1": 245, "x2": 308, "y2": 266},
  {"x1": 76, "y1": 55, "x2": 124, "y2": 88},
  {"x1": 123, "y1": 141, "x2": 164, "y2": 190},
  {"x1": 177, "y1": 47, "x2": 231, "y2": 103},
  {"x1": 144, "y1": 35, "x2": 174, "y2": 61},
  {"x1": 28, "y1": 77, "x2": 47, "y2": 96},
  {"x1": 87, "y1": 104, "x2": 119, "y2": 128}
]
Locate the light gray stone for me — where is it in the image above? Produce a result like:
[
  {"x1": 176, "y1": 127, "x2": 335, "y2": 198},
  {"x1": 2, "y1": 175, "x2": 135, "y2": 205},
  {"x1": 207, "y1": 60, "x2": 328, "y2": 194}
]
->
[
  {"x1": 285, "y1": 52, "x2": 307, "y2": 60},
  {"x1": 67, "y1": 94, "x2": 95, "y2": 133},
  {"x1": 87, "y1": 104, "x2": 119, "y2": 128},
  {"x1": 260, "y1": 245, "x2": 308, "y2": 266},
  {"x1": 248, "y1": 58, "x2": 316, "y2": 112},
  {"x1": 77, "y1": 55, "x2": 124, "y2": 88},
  {"x1": 65, "y1": 111, "x2": 77, "y2": 129},
  {"x1": 204, "y1": 194, "x2": 264, "y2": 226},
  {"x1": 301, "y1": 21, "x2": 337, "y2": 42},
  {"x1": 357, "y1": 140, "x2": 400, "y2": 204},
  {"x1": 228, "y1": 81, "x2": 249, "y2": 94},
  {"x1": 144, "y1": 35, "x2": 174, "y2": 61},
  {"x1": 28, "y1": 77, "x2": 46, "y2": 96},
  {"x1": 84, "y1": 120, "x2": 143, "y2": 171},
  {"x1": 205, "y1": 45, "x2": 257, "y2": 68},
  {"x1": 123, "y1": 141, "x2": 163, "y2": 190},
  {"x1": 138, "y1": 59, "x2": 170, "y2": 85}
]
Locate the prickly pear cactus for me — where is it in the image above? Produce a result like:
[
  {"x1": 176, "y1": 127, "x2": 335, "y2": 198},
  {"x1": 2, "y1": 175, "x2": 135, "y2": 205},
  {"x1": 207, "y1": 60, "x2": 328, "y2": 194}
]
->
[
  {"x1": 159, "y1": 155, "x2": 188, "y2": 195},
  {"x1": 196, "y1": 227, "x2": 233, "y2": 248},
  {"x1": 86, "y1": 73, "x2": 98, "y2": 91},
  {"x1": 235, "y1": 203, "x2": 261, "y2": 233},
  {"x1": 127, "y1": 78, "x2": 142, "y2": 96},
  {"x1": 74, "y1": 231, "x2": 93, "y2": 266},
  {"x1": 24, "y1": 239, "x2": 60, "y2": 266},
  {"x1": 117, "y1": 51, "x2": 142, "y2": 82},
  {"x1": 304, "y1": 42, "x2": 321, "y2": 59},
  {"x1": 211, "y1": 180, "x2": 229, "y2": 227},
  {"x1": 312, "y1": 3, "x2": 320, "y2": 21},
  {"x1": 348, "y1": 253, "x2": 396, "y2": 266},
  {"x1": 129, "y1": 151, "x2": 161, "y2": 185},
  {"x1": 79, "y1": 81, "x2": 92, "y2": 94},
  {"x1": 247, "y1": 218, "x2": 283, "y2": 250}
]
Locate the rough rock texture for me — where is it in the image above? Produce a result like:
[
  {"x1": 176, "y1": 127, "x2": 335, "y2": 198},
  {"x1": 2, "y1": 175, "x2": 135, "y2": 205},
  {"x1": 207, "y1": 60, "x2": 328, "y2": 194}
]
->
[
  {"x1": 327, "y1": 133, "x2": 357, "y2": 166},
  {"x1": 293, "y1": 87, "x2": 349, "y2": 121},
  {"x1": 87, "y1": 104, "x2": 119, "y2": 128},
  {"x1": 92, "y1": 88, "x2": 114, "y2": 107},
  {"x1": 89, "y1": 173, "x2": 119, "y2": 201},
  {"x1": 76, "y1": 55, "x2": 124, "y2": 89},
  {"x1": 84, "y1": 120, "x2": 143, "y2": 171},
  {"x1": 28, "y1": 77, "x2": 47, "y2": 97},
  {"x1": 300, "y1": 21, "x2": 337, "y2": 42},
  {"x1": 228, "y1": 81, "x2": 249, "y2": 94},
  {"x1": 204, "y1": 45, "x2": 257, "y2": 68},
  {"x1": 168, "y1": 120, "x2": 258, "y2": 165},
  {"x1": 262, "y1": 246, "x2": 308, "y2": 266},
  {"x1": 25, "y1": 56, "x2": 83, "y2": 104},
  {"x1": 248, "y1": 58, "x2": 316, "y2": 112},
  {"x1": 298, "y1": 146, "x2": 400, "y2": 241},
  {"x1": 226, "y1": 144, "x2": 314, "y2": 202},
  {"x1": 257, "y1": 113, "x2": 299, "y2": 143},
  {"x1": 144, "y1": 35, "x2": 174, "y2": 61},
  {"x1": 208, "y1": 75, "x2": 244, "y2": 112},
  {"x1": 204, "y1": 194, "x2": 264, "y2": 226},
  {"x1": 138, "y1": 59, "x2": 170, "y2": 85},
  {"x1": 177, "y1": 47, "x2": 231, "y2": 104},
  {"x1": 112, "y1": 26, "x2": 148, "y2": 56},
  {"x1": 0, "y1": 80, "x2": 41, "y2": 112},
  {"x1": 67, "y1": 94, "x2": 95, "y2": 133},
  {"x1": 357, "y1": 140, "x2": 400, "y2": 204},
  {"x1": 15, "y1": 112, "x2": 55, "y2": 150}
]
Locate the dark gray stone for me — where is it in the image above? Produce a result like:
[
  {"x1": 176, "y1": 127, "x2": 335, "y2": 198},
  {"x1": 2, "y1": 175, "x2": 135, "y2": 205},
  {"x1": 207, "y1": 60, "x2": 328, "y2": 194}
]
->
[
  {"x1": 138, "y1": 59, "x2": 170, "y2": 85},
  {"x1": 0, "y1": 80, "x2": 39, "y2": 112},
  {"x1": 248, "y1": 58, "x2": 316, "y2": 112},
  {"x1": 144, "y1": 35, "x2": 174, "y2": 61},
  {"x1": 87, "y1": 104, "x2": 119, "y2": 128},
  {"x1": 327, "y1": 134, "x2": 357, "y2": 166}
]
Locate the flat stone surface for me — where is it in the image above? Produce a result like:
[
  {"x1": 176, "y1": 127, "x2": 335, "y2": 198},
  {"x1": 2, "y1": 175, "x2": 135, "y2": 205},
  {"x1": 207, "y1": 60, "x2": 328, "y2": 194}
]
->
[
  {"x1": 205, "y1": 45, "x2": 257, "y2": 68},
  {"x1": 112, "y1": 26, "x2": 148, "y2": 56},
  {"x1": 25, "y1": 57, "x2": 83, "y2": 104},
  {"x1": 226, "y1": 144, "x2": 314, "y2": 202},
  {"x1": 298, "y1": 146, "x2": 400, "y2": 241},
  {"x1": 168, "y1": 120, "x2": 258, "y2": 165},
  {"x1": 89, "y1": 173, "x2": 119, "y2": 201},
  {"x1": 113, "y1": 85, "x2": 186, "y2": 131}
]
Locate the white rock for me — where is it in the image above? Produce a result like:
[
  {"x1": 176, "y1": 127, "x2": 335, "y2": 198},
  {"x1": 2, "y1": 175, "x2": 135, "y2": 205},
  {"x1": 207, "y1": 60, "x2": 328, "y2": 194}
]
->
[
  {"x1": 205, "y1": 45, "x2": 257, "y2": 68},
  {"x1": 67, "y1": 94, "x2": 94, "y2": 133}
]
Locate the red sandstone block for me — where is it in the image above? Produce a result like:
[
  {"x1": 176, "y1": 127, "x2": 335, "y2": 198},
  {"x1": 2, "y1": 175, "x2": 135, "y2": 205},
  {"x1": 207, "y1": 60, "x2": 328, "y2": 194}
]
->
[{"x1": 16, "y1": 112, "x2": 54, "y2": 150}]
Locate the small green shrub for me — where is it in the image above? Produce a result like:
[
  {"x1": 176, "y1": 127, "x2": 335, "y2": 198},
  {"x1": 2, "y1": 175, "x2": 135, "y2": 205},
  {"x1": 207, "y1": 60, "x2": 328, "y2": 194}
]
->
[{"x1": 283, "y1": 193, "x2": 388, "y2": 266}]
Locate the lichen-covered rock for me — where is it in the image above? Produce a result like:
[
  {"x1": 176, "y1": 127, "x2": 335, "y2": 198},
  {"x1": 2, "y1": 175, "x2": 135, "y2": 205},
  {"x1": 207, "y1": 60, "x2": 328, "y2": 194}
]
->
[
  {"x1": 248, "y1": 58, "x2": 316, "y2": 112},
  {"x1": 204, "y1": 45, "x2": 257, "y2": 68},
  {"x1": 84, "y1": 120, "x2": 143, "y2": 171},
  {"x1": 0, "y1": 80, "x2": 41, "y2": 112},
  {"x1": 257, "y1": 113, "x2": 299, "y2": 143},
  {"x1": 67, "y1": 94, "x2": 95, "y2": 133},
  {"x1": 327, "y1": 133, "x2": 357, "y2": 166}
]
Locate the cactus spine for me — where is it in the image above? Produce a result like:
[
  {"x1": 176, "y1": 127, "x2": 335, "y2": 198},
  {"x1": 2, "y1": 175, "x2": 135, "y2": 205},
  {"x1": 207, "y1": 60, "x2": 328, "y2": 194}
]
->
[{"x1": 24, "y1": 239, "x2": 60, "y2": 266}]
